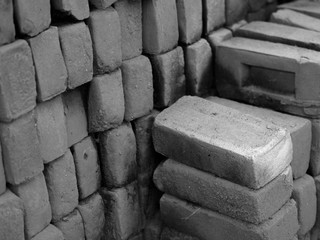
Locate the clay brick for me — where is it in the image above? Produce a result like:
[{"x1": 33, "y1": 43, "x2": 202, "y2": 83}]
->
[
  {"x1": 292, "y1": 175, "x2": 317, "y2": 235},
  {"x1": 202, "y1": 0, "x2": 225, "y2": 34},
  {"x1": 0, "y1": 0, "x2": 15, "y2": 46},
  {"x1": 161, "y1": 194, "x2": 299, "y2": 240},
  {"x1": 207, "y1": 28, "x2": 233, "y2": 54},
  {"x1": 246, "y1": 8, "x2": 267, "y2": 22},
  {"x1": 28, "y1": 26, "x2": 67, "y2": 102},
  {"x1": 150, "y1": 47, "x2": 186, "y2": 109},
  {"x1": 99, "y1": 122, "x2": 137, "y2": 188},
  {"x1": 54, "y1": 209, "x2": 85, "y2": 240},
  {"x1": 265, "y1": 1, "x2": 278, "y2": 20},
  {"x1": 185, "y1": 39, "x2": 214, "y2": 96},
  {"x1": 161, "y1": 227, "x2": 200, "y2": 240},
  {"x1": 44, "y1": 150, "x2": 79, "y2": 222},
  {"x1": 207, "y1": 96, "x2": 311, "y2": 179},
  {"x1": 176, "y1": 0, "x2": 202, "y2": 45},
  {"x1": 88, "y1": 69, "x2": 125, "y2": 132},
  {"x1": 77, "y1": 193, "x2": 105, "y2": 240},
  {"x1": 0, "y1": 146, "x2": 5, "y2": 195},
  {"x1": 310, "y1": 120, "x2": 320, "y2": 176},
  {"x1": 88, "y1": 8, "x2": 122, "y2": 74},
  {"x1": 0, "y1": 40, "x2": 36, "y2": 122},
  {"x1": 144, "y1": 214, "x2": 163, "y2": 240},
  {"x1": 114, "y1": 0, "x2": 142, "y2": 60},
  {"x1": 227, "y1": 19, "x2": 248, "y2": 33},
  {"x1": 10, "y1": 173, "x2": 52, "y2": 239},
  {"x1": 13, "y1": 0, "x2": 50, "y2": 36},
  {"x1": 225, "y1": 0, "x2": 249, "y2": 26},
  {"x1": 122, "y1": 55, "x2": 153, "y2": 121},
  {"x1": 153, "y1": 96, "x2": 292, "y2": 189},
  {"x1": 101, "y1": 181, "x2": 141, "y2": 240},
  {"x1": 59, "y1": 22, "x2": 93, "y2": 89},
  {"x1": 0, "y1": 190, "x2": 24, "y2": 240},
  {"x1": 71, "y1": 136, "x2": 101, "y2": 200},
  {"x1": 313, "y1": 176, "x2": 320, "y2": 238},
  {"x1": 216, "y1": 37, "x2": 320, "y2": 118},
  {"x1": 248, "y1": 0, "x2": 267, "y2": 11},
  {"x1": 36, "y1": 96, "x2": 68, "y2": 164},
  {"x1": 142, "y1": 0, "x2": 179, "y2": 54},
  {"x1": 278, "y1": 0, "x2": 320, "y2": 19},
  {"x1": 51, "y1": 0, "x2": 90, "y2": 20},
  {"x1": 89, "y1": 0, "x2": 117, "y2": 9},
  {"x1": 0, "y1": 111, "x2": 43, "y2": 185},
  {"x1": 31, "y1": 225, "x2": 64, "y2": 240}
]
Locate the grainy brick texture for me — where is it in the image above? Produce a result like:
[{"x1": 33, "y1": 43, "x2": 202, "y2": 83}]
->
[
  {"x1": 225, "y1": 0, "x2": 249, "y2": 26},
  {"x1": 0, "y1": 0, "x2": 15, "y2": 46},
  {"x1": 203, "y1": 0, "x2": 225, "y2": 34},
  {"x1": 0, "y1": 146, "x2": 6, "y2": 195},
  {"x1": 51, "y1": 0, "x2": 90, "y2": 20},
  {"x1": 31, "y1": 224, "x2": 64, "y2": 240}
]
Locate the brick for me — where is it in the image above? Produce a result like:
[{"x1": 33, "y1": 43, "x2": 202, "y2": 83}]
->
[
  {"x1": 0, "y1": 190, "x2": 24, "y2": 240},
  {"x1": 0, "y1": 0, "x2": 15, "y2": 46},
  {"x1": 36, "y1": 96, "x2": 68, "y2": 164},
  {"x1": 207, "y1": 28, "x2": 233, "y2": 54},
  {"x1": 227, "y1": 19, "x2": 248, "y2": 33},
  {"x1": 100, "y1": 181, "x2": 141, "y2": 240},
  {"x1": 31, "y1": 225, "x2": 64, "y2": 240},
  {"x1": 0, "y1": 145, "x2": 5, "y2": 195},
  {"x1": 71, "y1": 136, "x2": 101, "y2": 200},
  {"x1": 292, "y1": 175, "x2": 317, "y2": 235},
  {"x1": 45, "y1": 150, "x2": 78, "y2": 222},
  {"x1": 176, "y1": 0, "x2": 202, "y2": 45},
  {"x1": 0, "y1": 111, "x2": 43, "y2": 185},
  {"x1": 114, "y1": 0, "x2": 142, "y2": 60},
  {"x1": 225, "y1": 0, "x2": 249, "y2": 26},
  {"x1": 278, "y1": 0, "x2": 320, "y2": 19},
  {"x1": 161, "y1": 194, "x2": 299, "y2": 240},
  {"x1": 265, "y1": 1, "x2": 278, "y2": 20},
  {"x1": 88, "y1": 69, "x2": 125, "y2": 133},
  {"x1": 185, "y1": 39, "x2": 214, "y2": 96},
  {"x1": 77, "y1": 193, "x2": 105, "y2": 240},
  {"x1": 207, "y1": 96, "x2": 311, "y2": 179},
  {"x1": 246, "y1": 8, "x2": 267, "y2": 22},
  {"x1": 54, "y1": 209, "x2": 85, "y2": 240},
  {"x1": 88, "y1": 8, "x2": 122, "y2": 74},
  {"x1": 59, "y1": 22, "x2": 93, "y2": 89},
  {"x1": 313, "y1": 176, "x2": 320, "y2": 239},
  {"x1": 10, "y1": 173, "x2": 52, "y2": 239},
  {"x1": 13, "y1": 0, "x2": 50, "y2": 36},
  {"x1": 248, "y1": 0, "x2": 267, "y2": 11},
  {"x1": 153, "y1": 96, "x2": 292, "y2": 189},
  {"x1": 142, "y1": 0, "x2": 179, "y2": 54},
  {"x1": 310, "y1": 120, "x2": 320, "y2": 176},
  {"x1": 0, "y1": 40, "x2": 36, "y2": 122},
  {"x1": 144, "y1": 213, "x2": 163, "y2": 240},
  {"x1": 99, "y1": 122, "x2": 137, "y2": 188},
  {"x1": 298, "y1": 233, "x2": 311, "y2": 240},
  {"x1": 202, "y1": 0, "x2": 225, "y2": 34},
  {"x1": 161, "y1": 227, "x2": 200, "y2": 240},
  {"x1": 216, "y1": 37, "x2": 320, "y2": 118},
  {"x1": 28, "y1": 26, "x2": 67, "y2": 102},
  {"x1": 89, "y1": 0, "x2": 117, "y2": 9},
  {"x1": 150, "y1": 46, "x2": 185, "y2": 109},
  {"x1": 51, "y1": 0, "x2": 89, "y2": 20},
  {"x1": 122, "y1": 55, "x2": 153, "y2": 121}
]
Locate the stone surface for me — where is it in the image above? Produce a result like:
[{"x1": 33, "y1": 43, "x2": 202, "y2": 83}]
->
[
  {"x1": 161, "y1": 194, "x2": 299, "y2": 240},
  {"x1": 0, "y1": 0, "x2": 15, "y2": 46},
  {"x1": 207, "y1": 28, "x2": 233, "y2": 54},
  {"x1": 44, "y1": 150, "x2": 79, "y2": 222},
  {"x1": 88, "y1": 69, "x2": 125, "y2": 132},
  {"x1": 71, "y1": 136, "x2": 101, "y2": 200},
  {"x1": 59, "y1": 22, "x2": 93, "y2": 89},
  {"x1": 310, "y1": 120, "x2": 320, "y2": 176},
  {"x1": 0, "y1": 111, "x2": 43, "y2": 185},
  {"x1": 153, "y1": 96, "x2": 292, "y2": 189},
  {"x1": 246, "y1": 7, "x2": 267, "y2": 22},
  {"x1": 278, "y1": 0, "x2": 320, "y2": 19},
  {"x1": 227, "y1": 19, "x2": 248, "y2": 33},
  {"x1": 0, "y1": 146, "x2": 5, "y2": 195},
  {"x1": 144, "y1": 213, "x2": 163, "y2": 240},
  {"x1": 161, "y1": 227, "x2": 200, "y2": 240},
  {"x1": 36, "y1": 96, "x2": 68, "y2": 164},
  {"x1": 89, "y1": 0, "x2": 117, "y2": 9},
  {"x1": 225, "y1": 0, "x2": 249, "y2": 26},
  {"x1": 122, "y1": 55, "x2": 153, "y2": 121},
  {"x1": 142, "y1": 0, "x2": 179, "y2": 54},
  {"x1": 51, "y1": 0, "x2": 90, "y2": 20},
  {"x1": 99, "y1": 122, "x2": 137, "y2": 188},
  {"x1": 248, "y1": 0, "x2": 267, "y2": 11},
  {"x1": 88, "y1": 8, "x2": 122, "y2": 74},
  {"x1": 0, "y1": 40, "x2": 36, "y2": 122},
  {"x1": 31, "y1": 224, "x2": 64, "y2": 240},
  {"x1": 203, "y1": 0, "x2": 225, "y2": 34},
  {"x1": 150, "y1": 46, "x2": 185, "y2": 109}
]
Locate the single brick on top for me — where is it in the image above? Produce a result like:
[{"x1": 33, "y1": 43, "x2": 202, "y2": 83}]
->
[
  {"x1": 51, "y1": 0, "x2": 90, "y2": 21},
  {"x1": 0, "y1": 0, "x2": 15, "y2": 46}
]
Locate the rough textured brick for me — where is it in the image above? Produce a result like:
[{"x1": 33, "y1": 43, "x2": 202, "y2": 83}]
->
[
  {"x1": 59, "y1": 22, "x2": 93, "y2": 89},
  {"x1": 101, "y1": 181, "x2": 141, "y2": 240},
  {"x1": 225, "y1": 0, "x2": 249, "y2": 26},
  {"x1": 10, "y1": 173, "x2": 52, "y2": 239},
  {"x1": 51, "y1": 0, "x2": 89, "y2": 20},
  {"x1": 227, "y1": 19, "x2": 248, "y2": 33},
  {"x1": 0, "y1": 146, "x2": 5, "y2": 195},
  {"x1": 153, "y1": 96, "x2": 292, "y2": 189},
  {"x1": 13, "y1": 0, "x2": 51, "y2": 36},
  {"x1": 0, "y1": 40, "x2": 36, "y2": 122},
  {"x1": 313, "y1": 176, "x2": 320, "y2": 239},
  {"x1": 207, "y1": 28, "x2": 233, "y2": 54},
  {"x1": 292, "y1": 175, "x2": 317, "y2": 235},
  {"x1": 161, "y1": 227, "x2": 200, "y2": 240},
  {"x1": 0, "y1": 190, "x2": 24, "y2": 240},
  {"x1": 0, "y1": 0, "x2": 15, "y2": 46},
  {"x1": 77, "y1": 193, "x2": 105, "y2": 240},
  {"x1": 99, "y1": 122, "x2": 137, "y2": 188},
  {"x1": 0, "y1": 111, "x2": 43, "y2": 185},
  {"x1": 161, "y1": 194, "x2": 299, "y2": 240},
  {"x1": 71, "y1": 136, "x2": 101, "y2": 199},
  {"x1": 176, "y1": 0, "x2": 202, "y2": 45},
  {"x1": 31, "y1": 225, "x2": 64, "y2": 240},
  {"x1": 278, "y1": 0, "x2": 320, "y2": 19},
  {"x1": 54, "y1": 209, "x2": 85, "y2": 240},
  {"x1": 202, "y1": 0, "x2": 225, "y2": 34},
  {"x1": 248, "y1": 0, "x2": 267, "y2": 11},
  {"x1": 185, "y1": 39, "x2": 214, "y2": 96},
  {"x1": 246, "y1": 8, "x2": 267, "y2": 22},
  {"x1": 114, "y1": 0, "x2": 142, "y2": 60},
  {"x1": 28, "y1": 26, "x2": 67, "y2": 102},
  {"x1": 122, "y1": 55, "x2": 153, "y2": 121},
  {"x1": 36, "y1": 96, "x2": 68, "y2": 164},
  {"x1": 144, "y1": 213, "x2": 163, "y2": 240},
  {"x1": 150, "y1": 46, "x2": 185, "y2": 109},
  {"x1": 45, "y1": 150, "x2": 79, "y2": 222},
  {"x1": 310, "y1": 120, "x2": 320, "y2": 176},
  {"x1": 142, "y1": 0, "x2": 179, "y2": 54},
  {"x1": 88, "y1": 8, "x2": 122, "y2": 74},
  {"x1": 88, "y1": 69, "x2": 125, "y2": 133}
]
